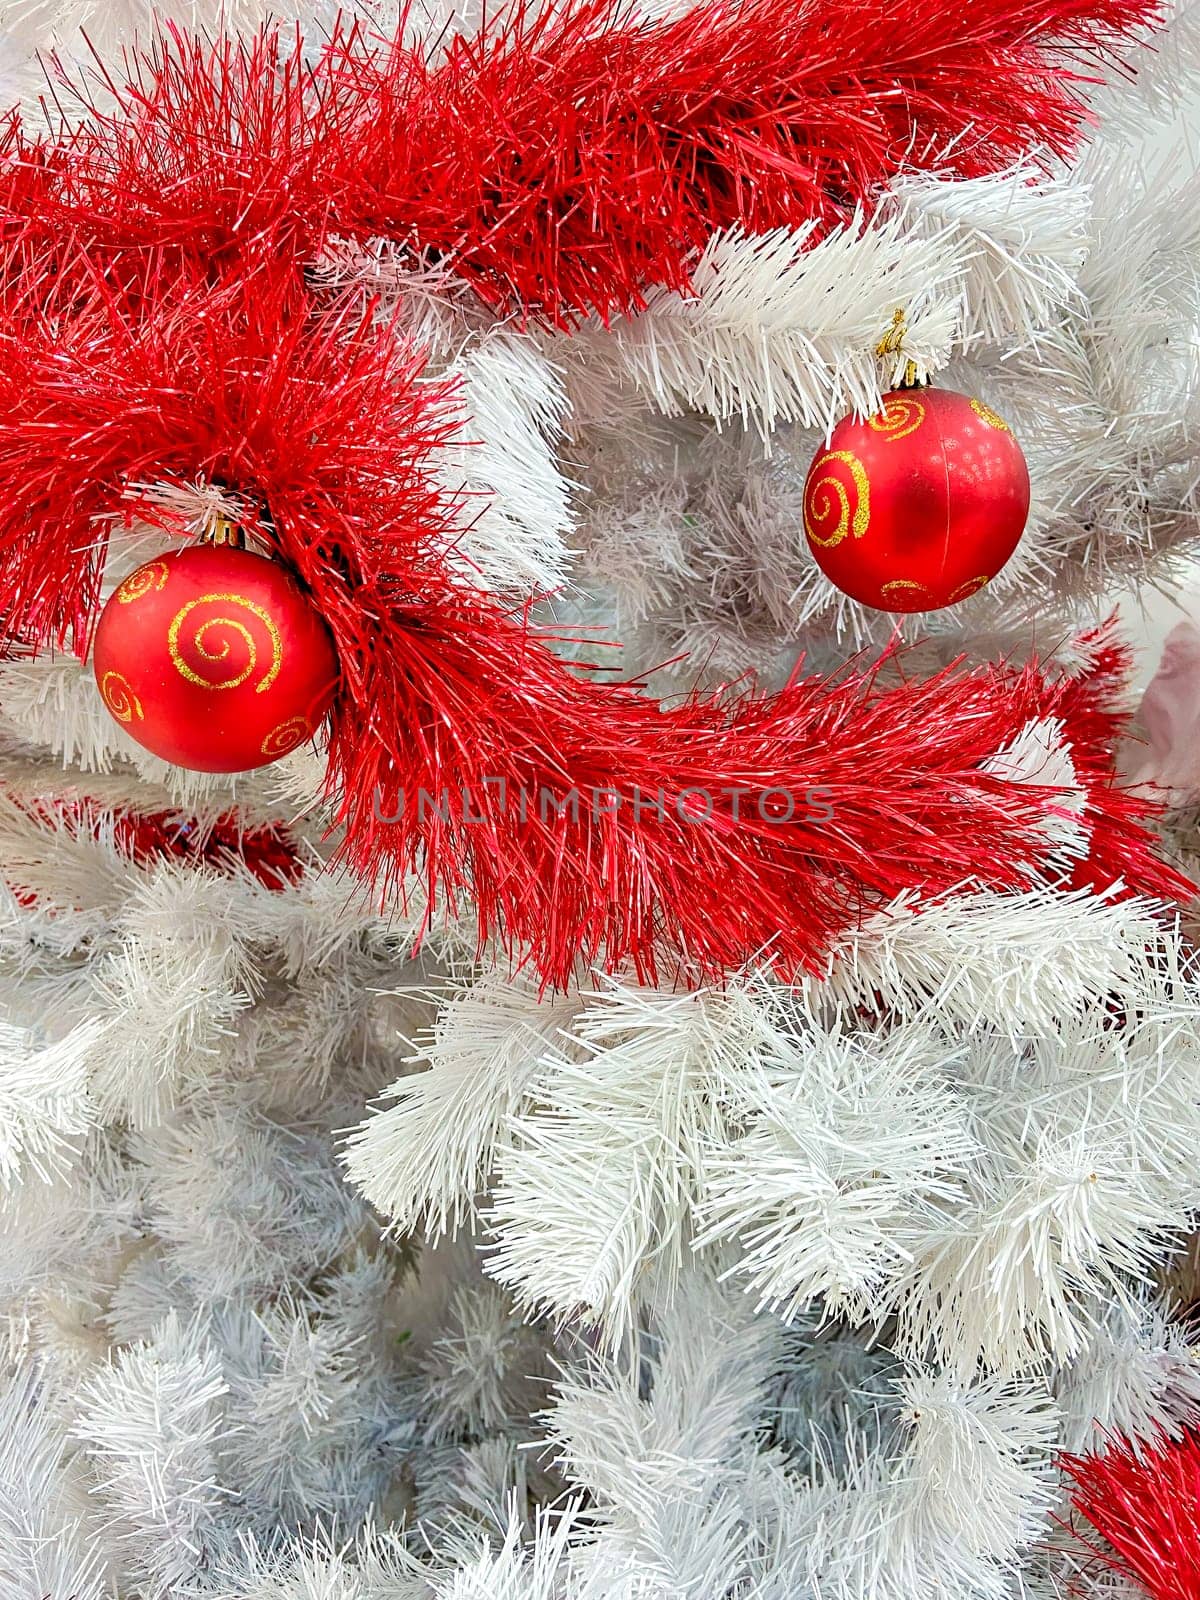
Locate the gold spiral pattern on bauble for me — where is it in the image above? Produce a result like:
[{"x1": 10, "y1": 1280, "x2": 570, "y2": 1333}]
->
[
  {"x1": 168, "y1": 592, "x2": 283, "y2": 693},
  {"x1": 260, "y1": 716, "x2": 311, "y2": 759},
  {"x1": 804, "y1": 450, "x2": 870, "y2": 548},
  {"x1": 969, "y1": 399, "x2": 1010, "y2": 432},
  {"x1": 948, "y1": 575, "x2": 991, "y2": 603},
  {"x1": 868, "y1": 396, "x2": 926, "y2": 441},
  {"x1": 100, "y1": 671, "x2": 143, "y2": 723},
  {"x1": 880, "y1": 580, "x2": 933, "y2": 605},
  {"x1": 115, "y1": 561, "x2": 170, "y2": 604}
]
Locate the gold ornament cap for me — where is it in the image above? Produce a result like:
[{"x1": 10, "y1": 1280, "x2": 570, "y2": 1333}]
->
[
  {"x1": 876, "y1": 308, "x2": 930, "y2": 392},
  {"x1": 202, "y1": 516, "x2": 247, "y2": 550}
]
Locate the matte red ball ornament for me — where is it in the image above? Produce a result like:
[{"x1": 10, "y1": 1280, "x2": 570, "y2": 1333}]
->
[
  {"x1": 802, "y1": 387, "x2": 1031, "y2": 613},
  {"x1": 92, "y1": 536, "x2": 339, "y2": 773}
]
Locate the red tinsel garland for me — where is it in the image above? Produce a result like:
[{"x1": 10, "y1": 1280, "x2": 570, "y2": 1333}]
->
[
  {"x1": 0, "y1": 249, "x2": 458, "y2": 651},
  {"x1": 5, "y1": 793, "x2": 302, "y2": 896},
  {"x1": 0, "y1": 239, "x2": 1186, "y2": 983},
  {"x1": 330, "y1": 606, "x2": 1190, "y2": 985},
  {"x1": 0, "y1": 4, "x2": 1186, "y2": 985},
  {"x1": 114, "y1": 806, "x2": 300, "y2": 887},
  {"x1": 321, "y1": 0, "x2": 1163, "y2": 323},
  {"x1": 1060, "y1": 1431, "x2": 1200, "y2": 1600},
  {"x1": 6, "y1": 0, "x2": 1163, "y2": 325}
]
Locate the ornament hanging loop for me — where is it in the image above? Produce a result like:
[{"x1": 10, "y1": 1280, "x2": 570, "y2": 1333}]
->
[
  {"x1": 876, "y1": 308, "x2": 926, "y2": 391},
  {"x1": 202, "y1": 515, "x2": 247, "y2": 550}
]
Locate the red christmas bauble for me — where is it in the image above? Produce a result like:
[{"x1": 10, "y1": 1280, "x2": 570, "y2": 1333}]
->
[
  {"x1": 802, "y1": 387, "x2": 1030, "y2": 613},
  {"x1": 92, "y1": 543, "x2": 339, "y2": 772}
]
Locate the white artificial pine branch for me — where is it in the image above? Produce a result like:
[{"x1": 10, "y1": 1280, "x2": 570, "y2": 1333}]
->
[
  {"x1": 813, "y1": 887, "x2": 1185, "y2": 1038},
  {"x1": 558, "y1": 213, "x2": 964, "y2": 439},
  {"x1": 214, "y1": 1295, "x2": 409, "y2": 1528},
  {"x1": 434, "y1": 332, "x2": 577, "y2": 595},
  {"x1": 73, "y1": 1313, "x2": 230, "y2": 1598},
  {"x1": 954, "y1": 142, "x2": 1200, "y2": 623},
  {"x1": 547, "y1": 1274, "x2": 782, "y2": 1513},
  {"x1": 0, "y1": 4, "x2": 1195, "y2": 1596},
  {"x1": 0, "y1": 747, "x2": 285, "y2": 836},
  {"x1": 0, "y1": 786, "x2": 147, "y2": 955},
  {"x1": 0, "y1": 1170, "x2": 114, "y2": 1312},
  {"x1": 345, "y1": 924, "x2": 1200, "y2": 1380},
  {"x1": 887, "y1": 957, "x2": 1200, "y2": 1373},
  {"x1": 547, "y1": 1274, "x2": 782, "y2": 1600},
  {"x1": 979, "y1": 717, "x2": 1091, "y2": 871},
  {"x1": 768, "y1": 1316, "x2": 902, "y2": 1466},
  {"x1": 1056, "y1": 1293, "x2": 1200, "y2": 1453},
  {"x1": 0, "y1": 1363, "x2": 110, "y2": 1600},
  {"x1": 0, "y1": 1017, "x2": 100, "y2": 1188},
  {"x1": 422, "y1": 1281, "x2": 548, "y2": 1442},
  {"x1": 744, "y1": 1374, "x2": 1059, "y2": 1600},
  {"x1": 146, "y1": 854, "x2": 440, "y2": 980},
  {"x1": 84, "y1": 923, "x2": 249, "y2": 1126},
  {"x1": 308, "y1": 264, "x2": 575, "y2": 598},
  {"x1": 692, "y1": 1008, "x2": 975, "y2": 1322},
  {"x1": 0, "y1": 654, "x2": 268, "y2": 808},
  {"x1": 884, "y1": 168, "x2": 1089, "y2": 347},
  {"x1": 485, "y1": 978, "x2": 761, "y2": 1344},
  {"x1": 536, "y1": 1268, "x2": 1066, "y2": 1600},
  {"x1": 559, "y1": 168, "x2": 1089, "y2": 443},
  {"x1": 343, "y1": 971, "x2": 584, "y2": 1239},
  {"x1": 0, "y1": 0, "x2": 397, "y2": 77},
  {"x1": 891, "y1": 1371, "x2": 1059, "y2": 1563},
  {"x1": 206, "y1": 1523, "x2": 430, "y2": 1600},
  {"x1": 563, "y1": 142, "x2": 1200, "y2": 660},
  {"x1": 451, "y1": 1437, "x2": 536, "y2": 1536},
  {"x1": 132, "y1": 1108, "x2": 369, "y2": 1302},
  {"x1": 431, "y1": 1503, "x2": 583, "y2": 1600},
  {"x1": 105, "y1": 1248, "x2": 193, "y2": 1347},
  {"x1": 1088, "y1": 0, "x2": 1200, "y2": 133},
  {"x1": 231, "y1": 958, "x2": 379, "y2": 1110}
]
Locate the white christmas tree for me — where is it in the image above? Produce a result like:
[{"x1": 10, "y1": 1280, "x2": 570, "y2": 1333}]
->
[{"x1": 0, "y1": 2, "x2": 1198, "y2": 1598}]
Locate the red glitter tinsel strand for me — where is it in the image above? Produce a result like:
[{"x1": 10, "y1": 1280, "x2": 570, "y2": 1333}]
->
[
  {"x1": 1060, "y1": 1430, "x2": 1200, "y2": 1600},
  {"x1": 3, "y1": 0, "x2": 1165, "y2": 324}
]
